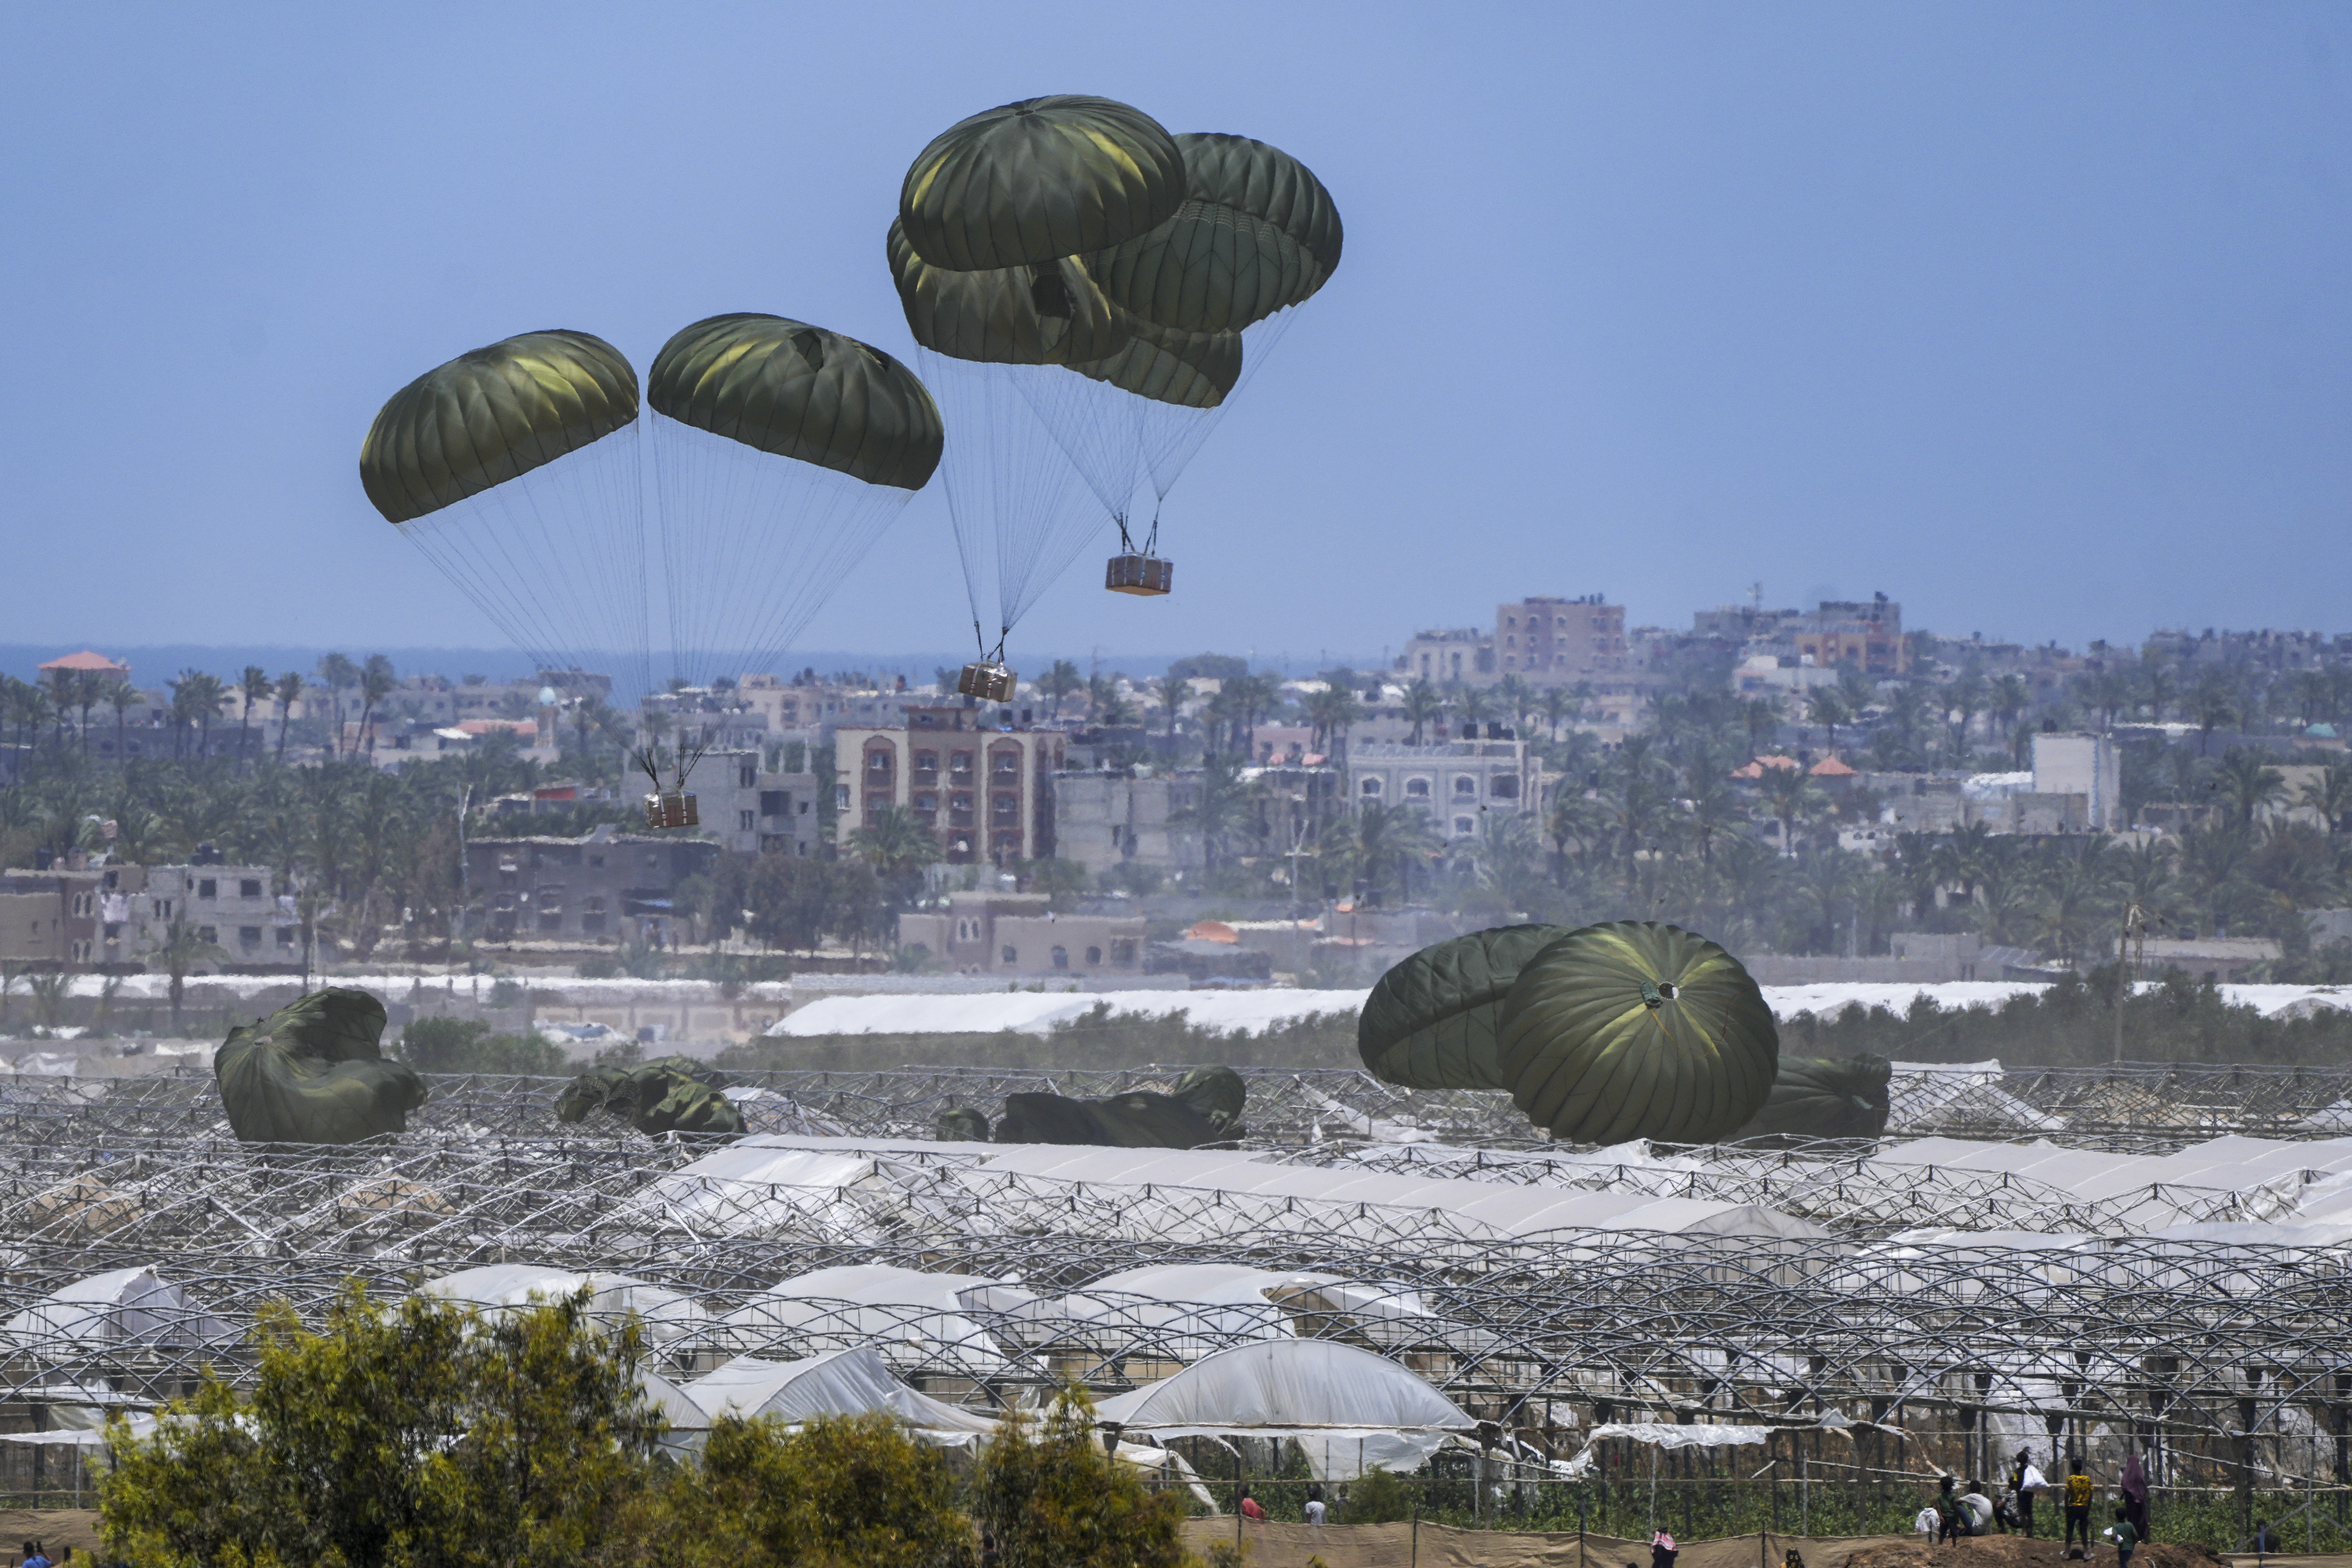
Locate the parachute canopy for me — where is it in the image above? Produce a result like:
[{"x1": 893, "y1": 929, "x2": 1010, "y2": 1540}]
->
[
  {"x1": 1500, "y1": 922, "x2": 1779, "y2": 1145},
  {"x1": 899, "y1": 95, "x2": 1185, "y2": 272},
  {"x1": 215, "y1": 988, "x2": 428, "y2": 1145},
  {"x1": 555, "y1": 1057, "x2": 745, "y2": 1140},
  {"x1": 1737, "y1": 1054, "x2": 1893, "y2": 1142},
  {"x1": 1088, "y1": 133, "x2": 1345, "y2": 335},
  {"x1": 994, "y1": 1067, "x2": 1248, "y2": 1149},
  {"x1": 1357, "y1": 925, "x2": 1576, "y2": 1092},
  {"x1": 360, "y1": 331, "x2": 638, "y2": 525},
  {"x1": 646, "y1": 314, "x2": 943, "y2": 491}
]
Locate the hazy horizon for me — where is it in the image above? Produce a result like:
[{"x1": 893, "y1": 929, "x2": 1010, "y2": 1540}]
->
[{"x1": 2, "y1": 3, "x2": 2343, "y2": 659}]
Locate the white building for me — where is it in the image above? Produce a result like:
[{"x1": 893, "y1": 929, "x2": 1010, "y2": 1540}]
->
[
  {"x1": 1344, "y1": 738, "x2": 1540, "y2": 841},
  {"x1": 2031, "y1": 732, "x2": 2121, "y2": 831}
]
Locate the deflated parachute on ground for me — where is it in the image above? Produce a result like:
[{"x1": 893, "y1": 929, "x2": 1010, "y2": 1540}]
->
[
  {"x1": 992, "y1": 1066, "x2": 1249, "y2": 1148},
  {"x1": 215, "y1": 988, "x2": 428, "y2": 1145},
  {"x1": 1736, "y1": 1053, "x2": 1892, "y2": 1142},
  {"x1": 555, "y1": 1056, "x2": 745, "y2": 1139},
  {"x1": 1500, "y1": 922, "x2": 1778, "y2": 1145},
  {"x1": 1357, "y1": 924, "x2": 1577, "y2": 1092},
  {"x1": 360, "y1": 330, "x2": 638, "y2": 524}
]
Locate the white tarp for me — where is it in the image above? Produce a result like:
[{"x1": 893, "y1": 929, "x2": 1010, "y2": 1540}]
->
[
  {"x1": 1095, "y1": 1339, "x2": 1472, "y2": 1481},
  {"x1": 685, "y1": 1346, "x2": 998, "y2": 1443},
  {"x1": 1558, "y1": 1421, "x2": 1780, "y2": 1477},
  {"x1": 421, "y1": 1263, "x2": 710, "y2": 1345},
  {"x1": 2, "y1": 1267, "x2": 233, "y2": 1354},
  {"x1": 770, "y1": 989, "x2": 1369, "y2": 1038},
  {"x1": 723, "y1": 1263, "x2": 1030, "y2": 1375}
]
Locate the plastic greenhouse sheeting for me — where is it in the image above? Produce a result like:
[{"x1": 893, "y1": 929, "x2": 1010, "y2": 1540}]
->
[
  {"x1": 2, "y1": 1267, "x2": 234, "y2": 1354},
  {"x1": 723, "y1": 1263, "x2": 1031, "y2": 1375},
  {"x1": 685, "y1": 1345, "x2": 999, "y2": 1442},
  {"x1": 1094, "y1": 1339, "x2": 1472, "y2": 1481},
  {"x1": 420, "y1": 1263, "x2": 711, "y2": 1345}
]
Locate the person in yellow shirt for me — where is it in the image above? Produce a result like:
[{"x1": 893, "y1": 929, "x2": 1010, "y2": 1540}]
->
[{"x1": 2065, "y1": 1458, "x2": 2097, "y2": 1555}]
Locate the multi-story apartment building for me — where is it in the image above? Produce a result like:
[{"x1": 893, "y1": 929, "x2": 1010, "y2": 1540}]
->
[
  {"x1": 670, "y1": 749, "x2": 823, "y2": 858},
  {"x1": 1791, "y1": 595, "x2": 1906, "y2": 675},
  {"x1": 1345, "y1": 737, "x2": 1541, "y2": 841},
  {"x1": 1, "y1": 855, "x2": 300, "y2": 970},
  {"x1": 1053, "y1": 772, "x2": 1205, "y2": 878},
  {"x1": 897, "y1": 891, "x2": 1145, "y2": 976},
  {"x1": 1401, "y1": 595, "x2": 1629, "y2": 688},
  {"x1": 834, "y1": 706, "x2": 1065, "y2": 865},
  {"x1": 466, "y1": 831, "x2": 721, "y2": 944},
  {"x1": 1495, "y1": 595, "x2": 1628, "y2": 680}
]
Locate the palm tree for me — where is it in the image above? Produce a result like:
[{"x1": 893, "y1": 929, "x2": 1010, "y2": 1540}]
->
[
  {"x1": 1401, "y1": 678, "x2": 1442, "y2": 745},
  {"x1": 1041, "y1": 659, "x2": 1084, "y2": 717},
  {"x1": 1173, "y1": 751, "x2": 1258, "y2": 868},
  {"x1": 1806, "y1": 688, "x2": 1850, "y2": 755},
  {"x1": 1739, "y1": 697, "x2": 1779, "y2": 760},
  {"x1": 1943, "y1": 672, "x2": 1987, "y2": 755},
  {"x1": 2034, "y1": 837, "x2": 2118, "y2": 964},
  {"x1": 69, "y1": 669, "x2": 105, "y2": 748},
  {"x1": 229, "y1": 665, "x2": 269, "y2": 767},
  {"x1": 2138, "y1": 654, "x2": 2176, "y2": 725},
  {"x1": 1347, "y1": 798, "x2": 1439, "y2": 904},
  {"x1": 1154, "y1": 674, "x2": 1188, "y2": 746},
  {"x1": 1759, "y1": 765, "x2": 1822, "y2": 859},
  {"x1": 1990, "y1": 673, "x2": 2032, "y2": 741},
  {"x1": 2188, "y1": 670, "x2": 2236, "y2": 753},
  {"x1": 1457, "y1": 685, "x2": 1493, "y2": 734},
  {"x1": 316, "y1": 652, "x2": 359, "y2": 754},
  {"x1": 272, "y1": 671, "x2": 305, "y2": 762},
  {"x1": 849, "y1": 803, "x2": 942, "y2": 908},
  {"x1": 1538, "y1": 686, "x2": 1571, "y2": 740},
  {"x1": 1302, "y1": 683, "x2": 1361, "y2": 756},
  {"x1": 1494, "y1": 674, "x2": 1534, "y2": 734},
  {"x1": 357, "y1": 654, "x2": 397, "y2": 759},
  {"x1": 169, "y1": 670, "x2": 226, "y2": 760},
  {"x1": 151, "y1": 917, "x2": 226, "y2": 1034},
  {"x1": 2300, "y1": 764, "x2": 2352, "y2": 836},
  {"x1": 105, "y1": 679, "x2": 140, "y2": 761},
  {"x1": 2213, "y1": 747, "x2": 2287, "y2": 829}
]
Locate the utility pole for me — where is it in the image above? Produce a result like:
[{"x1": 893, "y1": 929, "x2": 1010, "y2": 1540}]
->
[{"x1": 2115, "y1": 901, "x2": 2147, "y2": 1062}]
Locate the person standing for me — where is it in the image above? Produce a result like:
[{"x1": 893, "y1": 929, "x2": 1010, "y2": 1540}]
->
[
  {"x1": 2112, "y1": 1506, "x2": 2139, "y2": 1568},
  {"x1": 1938, "y1": 1475, "x2": 1965, "y2": 1543},
  {"x1": 1651, "y1": 1530, "x2": 1678, "y2": 1568},
  {"x1": 2065, "y1": 1458, "x2": 2096, "y2": 1555},
  {"x1": 2119, "y1": 1451, "x2": 2150, "y2": 1542},
  {"x1": 1238, "y1": 1485, "x2": 1265, "y2": 1522},
  {"x1": 1305, "y1": 1486, "x2": 1327, "y2": 1527},
  {"x1": 2015, "y1": 1448, "x2": 2053, "y2": 1538}
]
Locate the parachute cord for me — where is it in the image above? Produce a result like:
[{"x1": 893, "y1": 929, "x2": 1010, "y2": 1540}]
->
[
  {"x1": 1114, "y1": 513, "x2": 1135, "y2": 555},
  {"x1": 1142, "y1": 505, "x2": 1161, "y2": 558}
]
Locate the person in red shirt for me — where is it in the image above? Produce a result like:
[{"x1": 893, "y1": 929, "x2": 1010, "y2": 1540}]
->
[{"x1": 1239, "y1": 1485, "x2": 1266, "y2": 1522}]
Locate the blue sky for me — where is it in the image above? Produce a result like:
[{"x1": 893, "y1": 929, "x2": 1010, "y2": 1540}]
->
[{"x1": 0, "y1": 3, "x2": 2344, "y2": 665}]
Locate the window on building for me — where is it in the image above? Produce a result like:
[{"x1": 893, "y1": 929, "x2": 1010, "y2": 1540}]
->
[
  {"x1": 993, "y1": 793, "x2": 1018, "y2": 820},
  {"x1": 1359, "y1": 777, "x2": 1382, "y2": 797},
  {"x1": 198, "y1": 879, "x2": 218, "y2": 899},
  {"x1": 1405, "y1": 777, "x2": 1431, "y2": 799},
  {"x1": 1454, "y1": 816, "x2": 1474, "y2": 834},
  {"x1": 158, "y1": 899, "x2": 173, "y2": 919},
  {"x1": 239, "y1": 926, "x2": 263, "y2": 948},
  {"x1": 868, "y1": 749, "x2": 892, "y2": 772},
  {"x1": 1085, "y1": 945, "x2": 1103, "y2": 965},
  {"x1": 240, "y1": 878, "x2": 262, "y2": 898},
  {"x1": 993, "y1": 752, "x2": 1019, "y2": 776},
  {"x1": 276, "y1": 927, "x2": 295, "y2": 946},
  {"x1": 1051, "y1": 945, "x2": 1069, "y2": 969},
  {"x1": 104, "y1": 922, "x2": 121, "y2": 940},
  {"x1": 1490, "y1": 774, "x2": 1520, "y2": 798},
  {"x1": 198, "y1": 925, "x2": 218, "y2": 943},
  {"x1": 1001, "y1": 945, "x2": 1017, "y2": 965},
  {"x1": 739, "y1": 810, "x2": 755, "y2": 831},
  {"x1": 915, "y1": 750, "x2": 939, "y2": 774},
  {"x1": 914, "y1": 793, "x2": 937, "y2": 812},
  {"x1": 1454, "y1": 775, "x2": 1476, "y2": 796},
  {"x1": 950, "y1": 750, "x2": 973, "y2": 777},
  {"x1": 1111, "y1": 937, "x2": 1136, "y2": 964},
  {"x1": 739, "y1": 760, "x2": 757, "y2": 789}
]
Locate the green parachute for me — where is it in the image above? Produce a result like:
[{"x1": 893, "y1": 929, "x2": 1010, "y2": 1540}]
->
[
  {"x1": 215, "y1": 988, "x2": 428, "y2": 1145},
  {"x1": 1736, "y1": 1053, "x2": 1893, "y2": 1142},
  {"x1": 1356, "y1": 924, "x2": 1577, "y2": 1091},
  {"x1": 1359, "y1": 921, "x2": 1780, "y2": 1145},
  {"x1": 555, "y1": 1056, "x2": 746, "y2": 1139}
]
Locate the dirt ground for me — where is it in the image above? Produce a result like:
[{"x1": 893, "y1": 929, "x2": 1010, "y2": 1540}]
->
[
  {"x1": 1841, "y1": 1538, "x2": 2226, "y2": 1568},
  {"x1": 1175, "y1": 1524, "x2": 2248, "y2": 1568},
  {"x1": 0, "y1": 1508, "x2": 103, "y2": 1562}
]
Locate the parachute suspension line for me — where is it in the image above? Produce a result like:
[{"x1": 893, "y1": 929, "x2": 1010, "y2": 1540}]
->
[
  {"x1": 917, "y1": 349, "x2": 1102, "y2": 646},
  {"x1": 1136, "y1": 306, "x2": 1302, "y2": 503}
]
